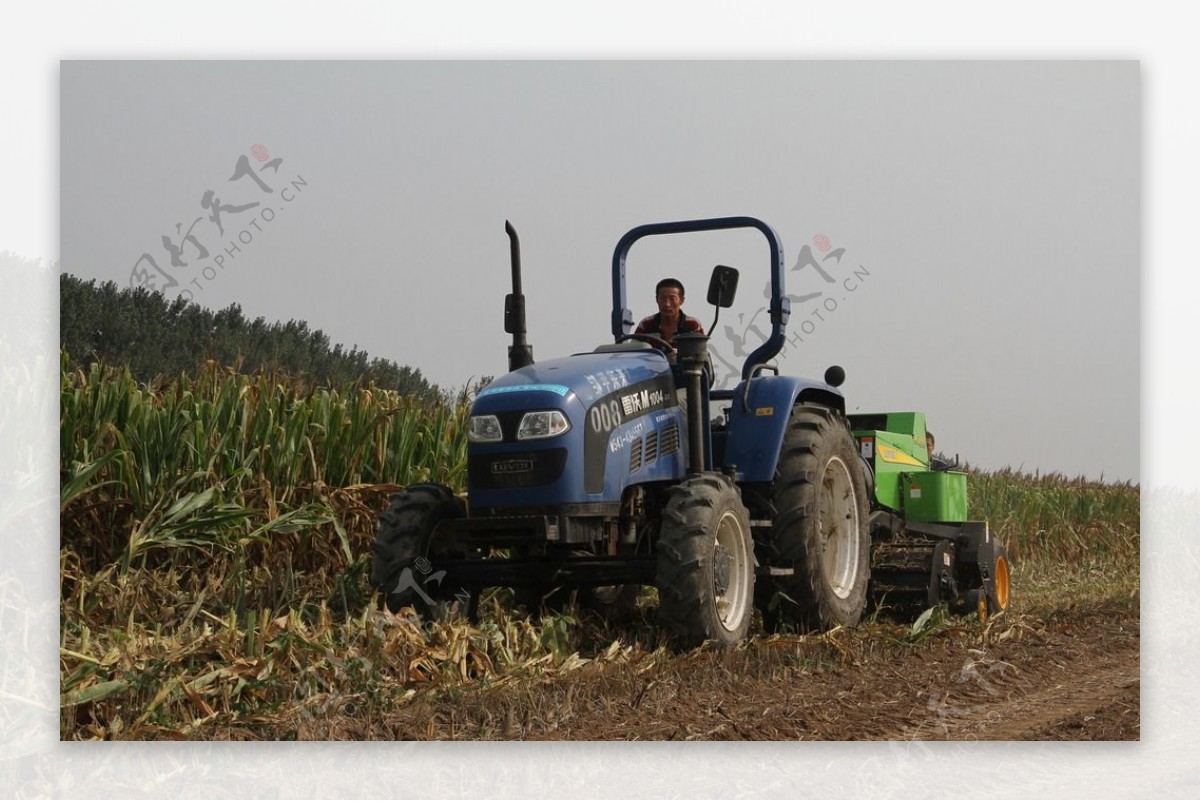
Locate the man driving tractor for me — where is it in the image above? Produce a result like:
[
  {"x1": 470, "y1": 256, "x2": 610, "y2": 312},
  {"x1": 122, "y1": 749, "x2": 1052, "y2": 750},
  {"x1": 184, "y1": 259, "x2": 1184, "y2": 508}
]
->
[{"x1": 634, "y1": 277, "x2": 705, "y2": 352}]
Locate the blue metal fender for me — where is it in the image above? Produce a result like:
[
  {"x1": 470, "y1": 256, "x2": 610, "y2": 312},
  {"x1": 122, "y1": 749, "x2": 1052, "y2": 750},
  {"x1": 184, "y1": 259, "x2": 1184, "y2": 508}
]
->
[{"x1": 716, "y1": 375, "x2": 846, "y2": 483}]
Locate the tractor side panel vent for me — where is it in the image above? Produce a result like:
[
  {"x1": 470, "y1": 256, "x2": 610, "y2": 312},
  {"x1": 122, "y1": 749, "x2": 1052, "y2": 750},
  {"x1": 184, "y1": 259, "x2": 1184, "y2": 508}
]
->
[
  {"x1": 660, "y1": 422, "x2": 680, "y2": 456},
  {"x1": 644, "y1": 430, "x2": 659, "y2": 464},
  {"x1": 629, "y1": 437, "x2": 644, "y2": 474}
]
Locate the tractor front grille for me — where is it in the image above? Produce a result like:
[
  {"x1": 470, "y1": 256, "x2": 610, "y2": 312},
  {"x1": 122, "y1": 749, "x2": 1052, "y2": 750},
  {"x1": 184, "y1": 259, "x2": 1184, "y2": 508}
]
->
[
  {"x1": 629, "y1": 437, "x2": 644, "y2": 473},
  {"x1": 469, "y1": 448, "x2": 568, "y2": 490}
]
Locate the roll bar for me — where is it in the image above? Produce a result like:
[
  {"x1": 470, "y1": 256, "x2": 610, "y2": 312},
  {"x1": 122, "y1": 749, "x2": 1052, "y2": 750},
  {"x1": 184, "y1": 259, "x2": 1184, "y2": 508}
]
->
[{"x1": 610, "y1": 215, "x2": 791, "y2": 381}]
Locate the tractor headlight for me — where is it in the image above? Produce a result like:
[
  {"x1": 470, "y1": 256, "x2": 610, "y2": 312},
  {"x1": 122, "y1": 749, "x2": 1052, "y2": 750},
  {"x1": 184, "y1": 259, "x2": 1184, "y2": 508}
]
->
[
  {"x1": 517, "y1": 410, "x2": 571, "y2": 440},
  {"x1": 468, "y1": 414, "x2": 503, "y2": 443}
]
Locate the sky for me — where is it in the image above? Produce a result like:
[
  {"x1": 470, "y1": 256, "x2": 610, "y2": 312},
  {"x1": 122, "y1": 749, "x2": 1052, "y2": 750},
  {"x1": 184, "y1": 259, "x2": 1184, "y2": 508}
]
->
[
  {"x1": 59, "y1": 59, "x2": 1139, "y2": 481},
  {"x1": 5, "y1": 2, "x2": 1200, "y2": 798}
]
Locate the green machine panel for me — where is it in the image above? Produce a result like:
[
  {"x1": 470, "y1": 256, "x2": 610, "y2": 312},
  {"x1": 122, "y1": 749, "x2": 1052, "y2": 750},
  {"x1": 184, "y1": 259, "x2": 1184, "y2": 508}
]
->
[
  {"x1": 850, "y1": 411, "x2": 930, "y2": 512},
  {"x1": 902, "y1": 470, "x2": 968, "y2": 522},
  {"x1": 848, "y1": 411, "x2": 927, "y2": 455}
]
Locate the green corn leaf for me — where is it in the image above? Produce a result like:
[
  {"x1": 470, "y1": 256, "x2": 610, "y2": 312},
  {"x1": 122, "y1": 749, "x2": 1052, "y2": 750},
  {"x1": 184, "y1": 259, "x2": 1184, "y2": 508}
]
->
[
  {"x1": 60, "y1": 450, "x2": 123, "y2": 512},
  {"x1": 62, "y1": 679, "x2": 130, "y2": 707},
  {"x1": 909, "y1": 606, "x2": 935, "y2": 639}
]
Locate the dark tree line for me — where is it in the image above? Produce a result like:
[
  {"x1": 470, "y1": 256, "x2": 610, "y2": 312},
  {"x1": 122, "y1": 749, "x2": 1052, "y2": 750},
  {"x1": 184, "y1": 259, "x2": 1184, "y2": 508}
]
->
[{"x1": 60, "y1": 274, "x2": 440, "y2": 400}]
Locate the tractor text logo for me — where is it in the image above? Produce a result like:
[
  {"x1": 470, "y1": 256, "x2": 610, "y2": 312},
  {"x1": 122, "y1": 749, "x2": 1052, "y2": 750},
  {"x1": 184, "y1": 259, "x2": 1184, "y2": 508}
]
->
[
  {"x1": 491, "y1": 458, "x2": 534, "y2": 474},
  {"x1": 709, "y1": 232, "x2": 872, "y2": 389},
  {"x1": 609, "y1": 421, "x2": 645, "y2": 454},
  {"x1": 129, "y1": 144, "x2": 308, "y2": 301},
  {"x1": 621, "y1": 387, "x2": 666, "y2": 416},
  {"x1": 588, "y1": 377, "x2": 672, "y2": 435}
]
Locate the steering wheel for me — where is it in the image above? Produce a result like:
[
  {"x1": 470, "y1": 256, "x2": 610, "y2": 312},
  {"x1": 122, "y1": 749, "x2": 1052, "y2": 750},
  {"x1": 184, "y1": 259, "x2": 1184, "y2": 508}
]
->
[{"x1": 616, "y1": 332, "x2": 674, "y2": 352}]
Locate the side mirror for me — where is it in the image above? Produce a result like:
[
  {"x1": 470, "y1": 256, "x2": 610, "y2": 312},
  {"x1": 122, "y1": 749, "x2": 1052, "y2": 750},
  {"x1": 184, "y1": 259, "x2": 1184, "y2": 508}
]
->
[{"x1": 706, "y1": 265, "x2": 739, "y2": 308}]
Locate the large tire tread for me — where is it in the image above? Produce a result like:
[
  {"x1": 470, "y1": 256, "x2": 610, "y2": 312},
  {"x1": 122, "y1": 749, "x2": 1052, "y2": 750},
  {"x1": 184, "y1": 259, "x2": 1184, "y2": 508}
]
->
[
  {"x1": 656, "y1": 473, "x2": 754, "y2": 650},
  {"x1": 757, "y1": 404, "x2": 870, "y2": 633},
  {"x1": 370, "y1": 483, "x2": 468, "y2": 619}
]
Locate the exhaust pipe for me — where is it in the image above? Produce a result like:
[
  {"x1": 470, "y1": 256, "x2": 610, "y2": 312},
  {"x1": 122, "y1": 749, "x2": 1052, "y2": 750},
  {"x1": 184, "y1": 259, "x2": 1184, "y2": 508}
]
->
[
  {"x1": 675, "y1": 334, "x2": 710, "y2": 474},
  {"x1": 504, "y1": 220, "x2": 534, "y2": 372}
]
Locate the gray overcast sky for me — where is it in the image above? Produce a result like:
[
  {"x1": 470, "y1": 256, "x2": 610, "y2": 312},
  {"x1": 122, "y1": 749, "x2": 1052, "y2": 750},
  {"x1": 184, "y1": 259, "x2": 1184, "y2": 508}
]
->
[{"x1": 61, "y1": 60, "x2": 1139, "y2": 482}]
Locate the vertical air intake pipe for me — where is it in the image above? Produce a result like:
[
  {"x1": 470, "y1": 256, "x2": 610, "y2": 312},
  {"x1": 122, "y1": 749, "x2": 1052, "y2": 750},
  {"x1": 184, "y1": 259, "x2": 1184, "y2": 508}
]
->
[{"x1": 504, "y1": 220, "x2": 534, "y2": 372}]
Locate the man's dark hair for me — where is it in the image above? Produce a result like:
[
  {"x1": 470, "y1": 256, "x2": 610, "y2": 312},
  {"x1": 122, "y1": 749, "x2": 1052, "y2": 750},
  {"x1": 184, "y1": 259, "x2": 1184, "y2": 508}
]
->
[{"x1": 656, "y1": 278, "x2": 685, "y2": 297}]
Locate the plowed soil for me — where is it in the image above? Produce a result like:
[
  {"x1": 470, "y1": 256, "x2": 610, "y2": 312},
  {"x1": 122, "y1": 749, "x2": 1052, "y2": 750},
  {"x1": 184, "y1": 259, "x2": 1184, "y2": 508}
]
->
[{"x1": 370, "y1": 597, "x2": 1139, "y2": 741}]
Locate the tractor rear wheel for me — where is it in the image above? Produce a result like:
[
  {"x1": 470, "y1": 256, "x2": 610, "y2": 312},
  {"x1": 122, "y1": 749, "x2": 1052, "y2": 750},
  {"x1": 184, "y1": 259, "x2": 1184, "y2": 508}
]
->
[
  {"x1": 758, "y1": 403, "x2": 870, "y2": 632},
  {"x1": 370, "y1": 483, "x2": 475, "y2": 621},
  {"x1": 656, "y1": 473, "x2": 755, "y2": 650}
]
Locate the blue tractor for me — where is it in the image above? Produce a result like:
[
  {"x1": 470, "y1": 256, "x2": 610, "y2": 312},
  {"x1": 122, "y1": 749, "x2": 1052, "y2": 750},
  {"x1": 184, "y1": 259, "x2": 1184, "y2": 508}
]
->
[{"x1": 370, "y1": 216, "x2": 877, "y2": 649}]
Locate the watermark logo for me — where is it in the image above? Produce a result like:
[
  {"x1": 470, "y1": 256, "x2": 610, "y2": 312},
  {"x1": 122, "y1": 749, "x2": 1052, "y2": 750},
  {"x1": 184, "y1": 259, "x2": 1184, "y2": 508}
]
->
[
  {"x1": 709, "y1": 232, "x2": 872, "y2": 388},
  {"x1": 392, "y1": 557, "x2": 448, "y2": 607},
  {"x1": 129, "y1": 144, "x2": 308, "y2": 302},
  {"x1": 885, "y1": 649, "x2": 1029, "y2": 748},
  {"x1": 390, "y1": 556, "x2": 472, "y2": 616}
]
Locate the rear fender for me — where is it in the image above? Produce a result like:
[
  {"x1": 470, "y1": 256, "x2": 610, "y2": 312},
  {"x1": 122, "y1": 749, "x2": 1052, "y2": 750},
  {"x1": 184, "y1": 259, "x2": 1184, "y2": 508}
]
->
[{"x1": 716, "y1": 375, "x2": 845, "y2": 482}]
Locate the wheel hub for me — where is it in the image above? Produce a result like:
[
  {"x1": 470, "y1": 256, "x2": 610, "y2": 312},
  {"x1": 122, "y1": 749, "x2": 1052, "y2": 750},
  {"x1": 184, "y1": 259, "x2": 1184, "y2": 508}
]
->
[
  {"x1": 994, "y1": 554, "x2": 1011, "y2": 609},
  {"x1": 821, "y1": 455, "x2": 861, "y2": 600},
  {"x1": 713, "y1": 542, "x2": 732, "y2": 597}
]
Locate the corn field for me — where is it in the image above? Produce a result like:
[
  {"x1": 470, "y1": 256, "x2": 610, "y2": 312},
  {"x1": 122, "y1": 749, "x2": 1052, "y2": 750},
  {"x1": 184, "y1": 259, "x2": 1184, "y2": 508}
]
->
[
  {"x1": 59, "y1": 353, "x2": 1140, "y2": 740},
  {"x1": 61, "y1": 351, "x2": 469, "y2": 571},
  {"x1": 969, "y1": 468, "x2": 1140, "y2": 567}
]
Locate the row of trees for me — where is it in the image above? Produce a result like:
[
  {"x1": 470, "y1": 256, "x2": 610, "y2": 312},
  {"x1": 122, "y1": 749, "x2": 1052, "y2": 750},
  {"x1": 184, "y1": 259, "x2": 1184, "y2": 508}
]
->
[{"x1": 60, "y1": 274, "x2": 440, "y2": 400}]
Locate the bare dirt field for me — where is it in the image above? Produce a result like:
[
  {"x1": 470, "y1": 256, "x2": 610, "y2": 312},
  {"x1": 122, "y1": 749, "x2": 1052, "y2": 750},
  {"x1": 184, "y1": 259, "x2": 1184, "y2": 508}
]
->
[{"x1": 322, "y1": 596, "x2": 1138, "y2": 742}]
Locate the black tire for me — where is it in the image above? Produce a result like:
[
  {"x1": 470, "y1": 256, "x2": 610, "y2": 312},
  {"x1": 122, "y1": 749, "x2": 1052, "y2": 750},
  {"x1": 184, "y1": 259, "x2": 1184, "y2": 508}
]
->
[
  {"x1": 757, "y1": 403, "x2": 870, "y2": 633},
  {"x1": 370, "y1": 483, "x2": 473, "y2": 620},
  {"x1": 966, "y1": 541, "x2": 1012, "y2": 623},
  {"x1": 656, "y1": 473, "x2": 755, "y2": 650}
]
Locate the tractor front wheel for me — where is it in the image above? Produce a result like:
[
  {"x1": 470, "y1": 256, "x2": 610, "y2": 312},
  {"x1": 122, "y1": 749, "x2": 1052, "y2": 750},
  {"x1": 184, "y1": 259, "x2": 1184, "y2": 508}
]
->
[
  {"x1": 370, "y1": 483, "x2": 475, "y2": 621},
  {"x1": 656, "y1": 473, "x2": 755, "y2": 650}
]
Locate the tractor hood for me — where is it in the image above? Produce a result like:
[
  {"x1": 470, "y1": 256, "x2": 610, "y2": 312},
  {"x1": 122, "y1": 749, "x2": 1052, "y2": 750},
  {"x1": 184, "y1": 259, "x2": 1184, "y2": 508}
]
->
[
  {"x1": 472, "y1": 346, "x2": 673, "y2": 415},
  {"x1": 468, "y1": 345, "x2": 685, "y2": 508}
]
